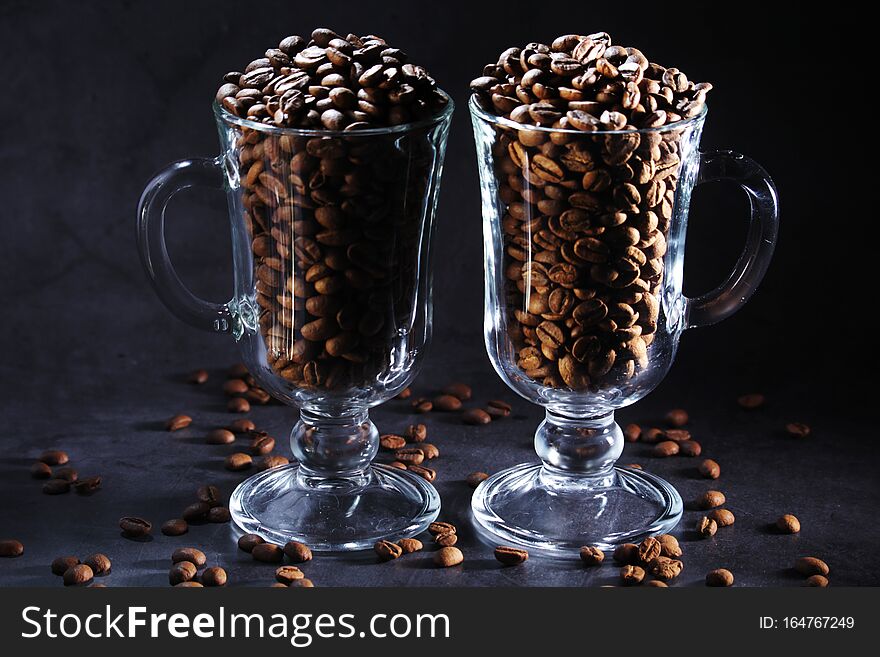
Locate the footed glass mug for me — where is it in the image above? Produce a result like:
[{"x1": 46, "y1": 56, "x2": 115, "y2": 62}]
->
[
  {"x1": 138, "y1": 97, "x2": 453, "y2": 550},
  {"x1": 470, "y1": 97, "x2": 777, "y2": 553}
]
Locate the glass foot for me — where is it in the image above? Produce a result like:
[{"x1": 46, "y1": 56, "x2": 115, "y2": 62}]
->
[
  {"x1": 471, "y1": 462, "x2": 682, "y2": 555},
  {"x1": 229, "y1": 463, "x2": 440, "y2": 551}
]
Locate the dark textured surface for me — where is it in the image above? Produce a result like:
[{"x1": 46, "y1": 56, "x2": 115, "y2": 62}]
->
[{"x1": 0, "y1": 1, "x2": 875, "y2": 587}]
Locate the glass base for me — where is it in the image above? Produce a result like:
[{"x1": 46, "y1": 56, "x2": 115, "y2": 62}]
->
[
  {"x1": 471, "y1": 462, "x2": 682, "y2": 555},
  {"x1": 229, "y1": 463, "x2": 440, "y2": 551}
]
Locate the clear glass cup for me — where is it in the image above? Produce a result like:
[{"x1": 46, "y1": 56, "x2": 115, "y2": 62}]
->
[
  {"x1": 137, "y1": 96, "x2": 453, "y2": 550},
  {"x1": 469, "y1": 97, "x2": 778, "y2": 554}
]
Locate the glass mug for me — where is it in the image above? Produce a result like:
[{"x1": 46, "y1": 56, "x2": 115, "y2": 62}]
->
[
  {"x1": 470, "y1": 97, "x2": 778, "y2": 553},
  {"x1": 138, "y1": 97, "x2": 453, "y2": 550}
]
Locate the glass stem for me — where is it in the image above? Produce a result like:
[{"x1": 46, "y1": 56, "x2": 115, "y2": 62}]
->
[
  {"x1": 535, "y1": 409, "x2": 623, "y2": 477},
  {"x1": 290, "y1": 407, "x2": 378, "y2": 482}
]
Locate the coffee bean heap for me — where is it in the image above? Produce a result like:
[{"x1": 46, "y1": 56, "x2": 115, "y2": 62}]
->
[
  {"x1": 216, "y1": 31, "x2": 449, "y2": 393},
  {"x1": 470, "y1": 33, "x2": 712, "y2": 390}
]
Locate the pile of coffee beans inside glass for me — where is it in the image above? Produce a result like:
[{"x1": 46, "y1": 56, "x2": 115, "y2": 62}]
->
[
  {"x1": 215, "y1": 30, "x2": 448, "y2": 392},
  {"x1": 470, "y1": 33, "x2": 711, "y2": 390}
]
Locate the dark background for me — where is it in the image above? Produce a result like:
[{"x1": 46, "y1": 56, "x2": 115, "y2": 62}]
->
[{"x1": 0, "y1": 0, "x2": 874, "y2": 586}]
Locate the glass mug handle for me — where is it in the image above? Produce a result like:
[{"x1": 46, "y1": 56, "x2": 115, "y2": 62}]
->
[
  {"x1": 685, "y1": 149, "x2": 779, "y2": 328},
  {"x1": 136, "y1": 157, "x2": 233, "y2": 333}
]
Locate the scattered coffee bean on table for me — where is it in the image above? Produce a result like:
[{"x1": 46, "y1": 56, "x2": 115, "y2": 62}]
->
[
  {"x1": 706, "y1": 568, "x2": 734, "y2": 587},
  {"x1": 785, "y1": 422, "x2": 811, "y2": 438},
  {"x1": 405, "y1": 424, "x2": 427, "y2": 442},
  {"x1": 443, "y1": 383, "x2": 473, "y2": 401},
  {"x1": 620, "y1": 564, "x2": 645, "y2": 585},
  {"x1": 228, "y1": 418, "x2": 256, "y2": 433},
  {"x1": 613, "y1": 543, "x2": 639, "y2": 564},
  {"x1": 39, "y1": 449, "x2": 69, "y2": 466},
  {"x1": 379, "y1": 434, "x2": 406, "y2": 450},
  {"x1": 172, "y1": 548, "x2": 207, "y2": 568},
  {"x1": 579, "y1": 545, "x2": 605, "y2": 565},
  {"x1": 162, "y1": 519, "x2": 189, "y2": 536},
  {"x1": 428, "y1": 521, "x2": 456, "y2": 536},
  {"x1": 175, "y1": 581, "x2": 204, "y2": 588},
  {"x1": 396, "y1": 388, "x2": 412, "y2": 400},
  {"x1": 276, "y1": 565, "x2": 305, "y2": 584},
  {"x1": 63, "y1": 564, "x2": 94, "y2": 586},
  {"x1": 645, "y1": 580, "x2": 668, "y2": 587},
  {"x1": 737, "y1": 393, "x2": 765, "y2": 409},
  {"x1": 166, "y1": 415, "x2": 192, "y2": 431},
  {"x1": 249, "y1": 434, "x2": 276, "y2": 455},
  {"x1": 74, "y1": 476, "x2": 102, "y2": 494},
  {"x1": 374, "y1": 540, "x2": 403, "y2": 561},
  {"x1": 290, "y1": 578, "x2": 315, "y2": 588},
  {"x1": 408, "y1": 464, "x2": 436, "y2": 481},
  {"x1": 433, "y1": 394, "x2": 463, "y2": 412},
  {"x1": 84, "y1": 554, "x2": 112, "y2": 576},
  {"x1": 653, "y1": 440, "x2": 678, "y2": 457},
  {"x1": 223, "y1": 379, "x2": 249, "y2": 396},
  {"x1": 805, "y1": 575, "x2": 829, "y2": 587},
  {"x1": 238, "y1": 534, "x2": 265, "y2": 553},
  {"x1": 637, "y1": 537, "x2": 661, "y2": 562},
  {"x1": 434, "y1": 547, "x2": 464, "y2": 568},
  {"x1": 462, "y1": 408, "x2": 491, "y2": 425},
  {"x1": 197, "y1": 484, "x2": 223, "y2": 506},
  {"x1": 795, "y1": 556, "x2": 829, "y2": 577},
  {"x1": 202, "y1": 567, "x2": 227, "y2": 587},
  {"x1": 697, "y1": 490, "x2": 725, "y2": 510},
  {"x1": 119, "y1": 517, "x2": 152, "y2": 538},
  {"x1": 283, "y1": 541, "x2": 313, "y2": 563},
  {"x1": 252, "y1": 543, "x2": 284, "y2": 563},
  {"x1": 494, "y1": 546, "x2": 529, "y2": 565},
  {"x1": 657, "y1": 534, "x2": 681, "y2": 558},
  {"x1": 776, "y1": 514, "x2": 800, "y2": 534},
  {"x1": 641, "y1": 428, "x2": 663, "y2": 443},
  {"x1": 434, "y1": 532, "x2": 458, "y2": 547},
  {"x1": 623, "y1": 423, "x2": 641, "y2": 442},
  {"x1": 54, "y1": 468, "x2": 77, "y2": 484},
  {"x1": 697, "y1": 516, "x2": 717, "y2": 538},
  {"x1": 678, "y1": 440, "x2": 701, "y2": 457},
  {"x1": 225, "y1": 453, "x2": 253, "y2": 471},
  {"x1": 208, "y1": 506, "x2": 231, "y2": 523},
  {"x1": 169, "y1": 562, "x2": 198, "y2": 586},
  {"x1": 420, "y1": 443, "x2": 439, "y2": 459},
  {"x1": 413, "y1": 399, "x2": 433, "y2": 413},
  {"x1": 707, "y1": 509, "x2": 735, "y2": 527},
  {"x1": 466, "y1": 472, "x2": 489, "y2": 488},
  {"x1": 649, "y1": 556, "x2": 683, "y2": 581},
  {"x1": 188, "y1": 369, "x2": 209, "y2": 384},
  {"x1": 228, "y1": 397, "x2": 251, "y2": 413},
  {"x1": 182, "y1": 502, "x2": 211, "y2": 522},
  {"x1": 0, "y1": 539, "x2": 24, "y2": 558},
  {"x1": 471, "y1": 33, "x2": 712, "y2": 390},
  {"x1": 51, "y1": 556, "x2": 79, "y2": 575},
  {"x1": 30, "y1": 462, "x2": 52, "y2": 479},
  {"x1": 259, "y1": 455, "x2": 290, "y2": 470},
  {"x1": 207, "y1": 429, "x2": 235, "y2": 445},
  {"x1": 485, "y1": 400, "x2": 512, "y2": 418},
  {"x1": 42, "y1": 479, "x2": 70, "y2": 495},
  {"x1": 228, "y1": 363, "x2": 249, "y2": 379},
  {"x1": 698, "y1": 459, "x2": 720, "y2": 479},
  {"x1": 665, "y1": 409, "x2": 688, "y2": 427},
  {"x1": 397, "y1": 538, "x2": 423, "y2": 553}
]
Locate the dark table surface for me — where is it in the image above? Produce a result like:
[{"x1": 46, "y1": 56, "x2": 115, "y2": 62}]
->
[{"x1": 1, "y1": 0, "x2": 876, "y2": 587}]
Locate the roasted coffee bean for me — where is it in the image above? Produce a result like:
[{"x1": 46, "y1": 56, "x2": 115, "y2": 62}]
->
[
  {"x1": 434, "y1": 547, "x2": 463, "y2": 567},
  {"x1": 228, "y1": 418, "x2": 256, "y2": 434},
  {"x1": 679, "y1": 440, "x2": 702, "y2": 457},
  {"x1": 462, "y1": 408, "x2": 492, "y2": 425},
  {"x1": 653, "y1": 440, "x2": 679, "y2": 457},
  {"x1": 84, "y1": 554, "x2": 111, "y2": 576},
  {"x1": 434, "y1": 531, "x2": 458, "y2": 547},
  {"x1": 697, "y1": 516, "x2": 717, "y2": 538},
  {"x1": 420, "y1": 443, "x2": 439, "y2": 459},
  {"x1": 623, "y1": 423, "x2": 641, "y2": 442},
  {"x1": 662, "y1": 429, "x2": 691, "y2": 442},
  {"x1": 641, "y1": 428, "x2": 664, "y2": 444},
  {"x1": 645, "y1": 580, "x2": 668, "y2": 587},
  {"x1": 699, "y1": 459, "x2": 721, "y2": 479},
  {"x1": 705, "y1": 568, "x2": 734, "y2": 587},
  {"x1": 238, "y1": 533, "x2": 265, "y2": 553},
  {"x1": 0, "y1": 540, "x2": 24, "y2": 558},
  {"x1": 283, "y1": 541, "x2": 313, "y2": 563},
  {"x1": 443, "y1": 383, "x2": 473, "y2": 401},
  {"x1": 228, "y1": 398, "x2": 251, "y2": 413},
  {"x1": 172, "y1": 547, "x2": 207, "y2": 567},
  {"x1": 225, "y1": 453, "x2": 253, "y2": 471},
  {"x1": 620, "y1": 564, "x2": 645, "y2": 585},
  {"x1": 708, "y1": 509, "x2": 735, "y2": 527},
  {"x1": 388, "y1": 461, "x2": 407, "y2": 470},
  {"x1": 182, "y1": 502, "x2": 211, "y2": 522},
  {"x1": 805, "y1": 574, "x2": 828, "y2": 587},
  {"x1": 208, "y1": 506, "x2": 231, "y2": 523},
  {"x1": 223, "y1": 379, "x2": 249, "y2": 396},
  {"x1": 201, "y1": 567, "x2": 227, "y2": 587},
  {"x1": 613, "y1": 543, "x2": 639, "y2": 564},
  {"x1": 697, "y1": 490, "x2": 726, "y2": 510},
  {"x1": 665, "y1": 409, "x2": 689, "y2": 427},
  {"x1": 486, "y1": 400, "x2": 512, "y2": 418},
  {"x1": 466, "y1": 472, "x2": 489, "y2": 488},
  {"x1": 174, "y1": 581, "x2": 204, "y2": 588},
  {"x1": 51, "y1": 555, "x2": 78, "y2": 574},
  {"x1": 253, "y1": 543, "x2": 284, "y2": 563},
  {"x1": 785, "y1": 422, "x2": 811, "y2": 438},
  {"x1": 43, "y1": 479, "x2": 70, "y2": 495},
  {"x1": 776, "y1": 514, "x2": 801, "y2": 534},
  {"x1": 64, "y1": 564, "x2": 94, "y2": 586},
  {"x1": 579, "y1": 545, "x2": 605, "y2": 566},
  {"x1": 289, "y1": 578, "x2": 315, "y2": 588},
  {"x1": 737, "y1": 393, "x2": 765, "y2": 409},
  {"x1": 412, "y1": 398, "x2": 433, "y2": 413},
  {"x1": 74, "y1": 476, "x2": 102, "y2": 494},
  {"x1": 795, "y1": 557, "x2": 829, "y2": 577},
  {"x1": 169, "y1": 562, "x2": 197, "y2": 586},
  {"x1": 31, "y1": 462, "x2": 52, "y2": 479},
  {"x1": 188, "y1": 369, "x2": 209, "y2": 384},
  {"x1": 228, "y1": 363, "x2": 249, "y2": 379},
  {"x1": 405, "y1": 424, "x2": 427, "y2": 442},
  {"x1": 39, "y1": 449, "x2": 69, "y2": 466},
  {"x1": 494, "y1": 546, "x2": 529, "y2": 565},
  {"x1": 276, "y1": 565, "x2": 305, "y2": 583},
  {"x1": 119, "y1": 516, "x2": 152, "y2": 538},
  {"x1": 638, "y1": 537, "x2": 661, "y2": 563},
  {"x1": 657, "y1": 534, "x2": 681, "y2": 558},
  {"x1": 54, "y1": 467, "x2": 78, "y2": 482},
  {"x1": 207, "y1": 429, "x2": 235, "y2": 445},
  {"x1": 162, "y1": 519, "x2": 189, "y2": 536},
  {"x1": 374, "y1": 540, "x2": 403, "y2": 561},
  {"x1": 408, "y1": 464, "x2": 436, "y2": 482},
  {"x1": 394, "y1": 447, "x2": 424, "y2": 465},
  {"x1": 259, "y1": 455, "x2": 290, "y2": 470},
  {"x1": 380, "y1": 434, "x2": 406, "y2": 450},
  {"x1": 250, "y1": 434, "x2": 276, "y2": 455},
  {"x1": 396, "y1": 388, "x2": 413, "y2": 400},
  {"x1": 196, "y1": 484, "x2": 222, "y2": 507},
  {"x1": 166, "y1": 415, "x2": 192, "y2": 431},
  {"x1": 649, "y1": 556, "x2": 683, "y2": 581},
  {"x1": 433, "y1": 394, "x2": 463, "y2": 411},
  {"x1": 398, "y1": 538, "x2": 423, "y2": 553}
]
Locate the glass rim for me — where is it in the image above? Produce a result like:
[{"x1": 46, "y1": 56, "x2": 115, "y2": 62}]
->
[
  {"x1": 468, "y1": 94, "x2": 706, "y2": 135},
  {"x1": 213, "y1": 89, "x2": 454, "y2": 137}
]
